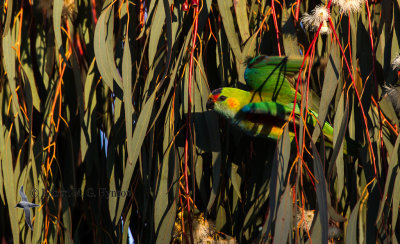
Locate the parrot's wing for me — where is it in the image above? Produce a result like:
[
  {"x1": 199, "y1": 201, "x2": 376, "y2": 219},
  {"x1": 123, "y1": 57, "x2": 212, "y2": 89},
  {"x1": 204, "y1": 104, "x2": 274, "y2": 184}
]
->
[
  {"x1": 236, "y1": 101, "x2": 329, "y2": 134},
  {"x1": 244, "y1": 56, "x2": 305, "y2": 92},
  {"x1": 233, "y1": 101, "x2": 359, "y2": 155},
  {"x1": 234, "y1": 101, "x2": 298, "y2": 125},
  {"x1": 235, "y1": 101, "x2": 332, "y2": 141}
]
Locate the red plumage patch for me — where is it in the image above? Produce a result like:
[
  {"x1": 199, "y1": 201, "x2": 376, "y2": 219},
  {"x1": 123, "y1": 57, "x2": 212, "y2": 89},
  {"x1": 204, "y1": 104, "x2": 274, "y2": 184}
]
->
[{"x1": 212, "y1": 94, "x2": 220, "y2": 101}]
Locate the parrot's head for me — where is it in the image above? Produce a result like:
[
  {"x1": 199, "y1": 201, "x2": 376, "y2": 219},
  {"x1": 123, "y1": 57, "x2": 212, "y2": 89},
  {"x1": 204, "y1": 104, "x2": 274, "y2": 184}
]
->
[{"x1": 206, "y1": 88, "x2": 251, "y2": 119}]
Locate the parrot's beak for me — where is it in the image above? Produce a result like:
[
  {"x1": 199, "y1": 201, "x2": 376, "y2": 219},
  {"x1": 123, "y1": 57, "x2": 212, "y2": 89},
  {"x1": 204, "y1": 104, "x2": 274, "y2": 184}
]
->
[{"x1": 206, "y1": 95, "x2": 215, "y2": 110}]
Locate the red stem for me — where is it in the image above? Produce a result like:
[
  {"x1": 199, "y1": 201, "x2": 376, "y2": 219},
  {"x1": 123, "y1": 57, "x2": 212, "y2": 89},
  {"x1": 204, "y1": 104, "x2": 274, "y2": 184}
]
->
[
  {"x1": 295, "y1": 0, "x2": 301, "y2": 21},
  {"x1": 328, "y1": 18, "x2": 377, "y2": 175},
  {"x1": 271, "y1": 0, "x2": 281, "y2": 55},
  {"x1": 291, "y1": 0, "x2": 333, "y2": 157},
  {"x1": 366, "y1": 1, "x2": 385, "y2": 177},
  {"x1": 291, "y1": 23, "x2": 323, "y2": 158},
  {"x1": 184, "y1": 3, "x2": 199, "y2": 243},
  {"x1": 91, "y1": 0, "x2": 97, "y2": 25},
  {"x1": 302, "y1": 44, "x2": 316, "y2": 154}
]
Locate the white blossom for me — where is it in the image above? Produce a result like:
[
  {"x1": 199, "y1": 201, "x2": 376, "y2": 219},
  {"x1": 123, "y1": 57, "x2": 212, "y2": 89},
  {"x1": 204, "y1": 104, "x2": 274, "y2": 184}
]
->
[
  {"x1": 392, "y1": 54, "x2": 400, "y2": 70},
  {"x1": 383, "y1": 85, "x2": 400, "y2": 113},
  {"x1": 332, "y1": 0, "x2": 364, "y2": 14},
  {"x1": 296, "y1": 210, "x2": 315, "y2": 232},
  {"x1": 296, "y1": 209, "x2": 343, "y2": 240},
  {"x1": 301, "y1": 5, "x2": 330, "y2": 34}
]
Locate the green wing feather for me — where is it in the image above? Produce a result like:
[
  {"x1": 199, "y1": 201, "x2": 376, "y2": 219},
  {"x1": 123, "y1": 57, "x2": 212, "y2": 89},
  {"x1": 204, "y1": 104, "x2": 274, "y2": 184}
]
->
[
  {"x1": 244, "y1": 56, "x2": 302, "y2": 105},
  {"x1": 235, "y1": 101, "x2": 342, "y2": 151},
  {"x1": 235, "y1": 101, "x2": 296, "y2": 124},
  {"x1": 244, "y1": 56, "x2": 304, "y2": 90},
  {"x1": 244, "y1": 56, "x2": 321, "y2": 111},
  {"x1": 232, "y1": 101, "x2": 295, "y2": 140},
  {"x1": 236, "y1": 101, "x2": 359, "y2": 154}
]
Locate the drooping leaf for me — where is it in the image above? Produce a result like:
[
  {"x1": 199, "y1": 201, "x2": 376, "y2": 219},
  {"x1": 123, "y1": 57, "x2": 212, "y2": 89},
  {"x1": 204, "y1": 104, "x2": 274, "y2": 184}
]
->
[
  {"x1": 261, "y1": 126, "x2": 291, "y2": 239},
  {"x1": 311, "y1": 142, "x2": 328, "y2": 244},
  {"x1": 274, "y1": 183, "x2": 292, "y2": 243}
]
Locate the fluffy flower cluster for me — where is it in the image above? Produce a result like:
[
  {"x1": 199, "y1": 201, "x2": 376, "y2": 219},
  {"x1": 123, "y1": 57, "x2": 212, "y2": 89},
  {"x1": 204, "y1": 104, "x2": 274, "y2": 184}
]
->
[
  {"x1": 296, "y1": 210, "x2": 315, "y2": 232},
  {"x1": 63, "y1": 0, "x2": 76, "y2": 18},
  {"x1": 383, "y1": 85, "x2": 400, "y2": 113},
  {"x1": 384, "y1": 52, "x2": 400, "y2": 113},
  {"x1": 332, "y1": 0, "x2": 364, "y2": 14},
  {"x1": 296, "y1": 210, "x2": 342, "y2": 239},
  {"x1": 392, "y1": 54, "x2": 400, "y2": 70},
  {"x1": 301, "y1": 5, "x2": 330, "y2": 34}
]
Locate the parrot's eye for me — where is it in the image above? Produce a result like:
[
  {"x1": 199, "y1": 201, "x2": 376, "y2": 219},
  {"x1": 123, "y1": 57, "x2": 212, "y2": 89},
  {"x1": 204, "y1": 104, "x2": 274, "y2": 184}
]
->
[{"x1": 218, "y1": 95, "x2": 227, "y2": 101}]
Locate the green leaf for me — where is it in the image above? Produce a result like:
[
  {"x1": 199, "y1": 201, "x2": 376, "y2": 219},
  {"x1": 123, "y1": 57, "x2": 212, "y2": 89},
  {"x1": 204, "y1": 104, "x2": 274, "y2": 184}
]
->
[
  {"x1": 32, "y1": 179, "x2": 45, "y2": 242},
  {"x1": 62, "y1": 195, "x2": 73, "y2": 244},
  {"x1": 261, "y1": 126, "x2": 291, "y2": 239},
  {"x1": 311, "y1": 142, "x2": 328, "y2": 244},
  {"x1": 115, "y1": 91, "x2": 156, "y2": 224},
  {"x1": 281, "y1": 4, "x2": 299, "y2": 56},
  {"x1": 154, "y1": 142, "x2": 178, "y2": 243},
  {"x1": 148, "y1": 0, "x2": 166, "y2": 66},
  {"x1": 53, "y1": 0, "x2": 69, "y2": 66},
  {"x1": 230, "y1": 163, "x2": 242, "y2": 199},
  {"x1": 333, "y1": 91, "x2": 345, "y2": 198},
  {"x1": 217, "y1": 0, "x2": 242, "y2": 59},
  {"x1": 122, "y1": 27, "x2": 134, "y2": 167},
  {"x1": 274, "y1": 183, "x2": 292, "y2": 243},
  {"x1": 2, "y1": 0, "x2": 12, "y2": 37},
  {"x1": 94, "y1": 1, "x2": 123, "y2": 92},
  {"x1": 234, "y1": 0, "x2": 250, "y2": 43},
  {"x1": 1, "y1": 128, "x2": 19, "y2": 242},
  {"x1": 328, "y1": 94, "x2": 350, "y2": 174},
  {"x1": 346, "y1": 197, "x2": 362, "y2": 243},
  {"x1": 122, "y1": 206, "x2": 133, "y2": 244},
  {"x1": 392, "y1": 169, "x2": 400, "y2": 235},
  {"x1": 2, "y1": 29, "x2": 24, "y2": 126},
  {"x1": 376, "y1": 134, "x2": 400, "y2": 224},
  {"x1": 312, "y1": 45, "x2": 340, "y2": 142},
  {"x1": 21, "y1": 63, "x2": 41, "y2": 112}
]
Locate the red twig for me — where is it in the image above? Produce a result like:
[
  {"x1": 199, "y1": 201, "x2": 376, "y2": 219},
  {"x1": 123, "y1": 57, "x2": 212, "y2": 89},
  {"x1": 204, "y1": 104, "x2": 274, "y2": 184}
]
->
[
  {"x1": 291, "y1": 23, "x2": 323, "y2": 158},
  {"x1": 271, "y1": 0, "x2": 281, "y2": 55},
  {"x1": 295, "y1": 0, "x2": 301, "y2": 22},
  {"x1": 291, "y1": 0, "x2": 335, "y2": 157},
  {"x1": 91, "y1": 0, "x2": 98, "y2": 25},
  {"x1": 302, "y1": 43, "x2": 316, "y2": 155},
  {"x1": 184, "y1": 2, "x2": 199, "y2": 243},
  {"x1": 328, "y1": 17, "x2": 377, "y2": 175},
  {"x1": 366, "y1": 1, "x2": 385, "y2": 179}
]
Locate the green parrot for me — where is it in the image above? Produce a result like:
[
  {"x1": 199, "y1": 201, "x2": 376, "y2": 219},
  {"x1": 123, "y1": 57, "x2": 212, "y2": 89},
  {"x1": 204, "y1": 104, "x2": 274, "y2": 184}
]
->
[
  {"x1": 206, "y1": 87, "x2": 330, "y2": 141},
  {"x1": 206, "y1": 55, "x2": 349, "y2": 152}
]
